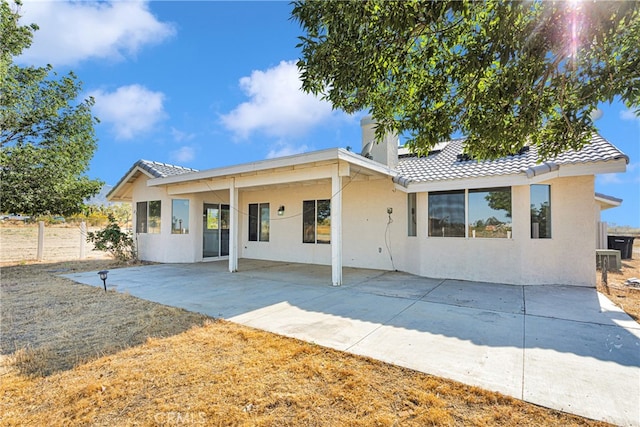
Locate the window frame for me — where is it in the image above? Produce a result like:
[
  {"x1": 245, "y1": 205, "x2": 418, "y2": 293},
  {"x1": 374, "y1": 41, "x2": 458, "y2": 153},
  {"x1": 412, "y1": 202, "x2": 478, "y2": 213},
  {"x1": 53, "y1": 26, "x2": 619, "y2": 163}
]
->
[
  {"x1": 530, "y1": 184, "x2": 552, "y2": 239},
  {"x1": 428, "y1": 190, "x2": 466, "y2": 238},
  {"x1": 407, "y1": 193, "x2": 417, "y2": 237},
  {"x1": 427, "y1": 187, "x2": 513, "y2": 239},
  {"x1": 248, "y1": 203, "x2": 270, "y2": 242},
  {"x1": 468, "y1": 187, "x2": 512, "y2": 239},
  {"x1": 171, "y1": 199, "x2": 190, "y2": 235},
  {"x1": 136, "y1": 200, "x2": 161, "y2": 234},
  {"x1": 302, "y1": 199, "x2": 331, "y2": 244}
]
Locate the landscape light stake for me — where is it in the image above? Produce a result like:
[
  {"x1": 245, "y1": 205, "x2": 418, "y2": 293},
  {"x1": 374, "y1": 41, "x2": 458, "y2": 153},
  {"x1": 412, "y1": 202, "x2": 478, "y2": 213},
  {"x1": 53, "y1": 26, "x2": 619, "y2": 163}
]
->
[{"x1": 98, "y1": 270, "x2": 109, "y2": 292}]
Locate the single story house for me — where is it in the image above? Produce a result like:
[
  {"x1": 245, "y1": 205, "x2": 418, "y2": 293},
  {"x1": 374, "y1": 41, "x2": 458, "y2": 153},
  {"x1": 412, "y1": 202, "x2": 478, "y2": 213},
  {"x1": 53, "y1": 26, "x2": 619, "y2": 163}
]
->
[{"x1": 108, "y1": 117, "x2": 628, "y2": 287}]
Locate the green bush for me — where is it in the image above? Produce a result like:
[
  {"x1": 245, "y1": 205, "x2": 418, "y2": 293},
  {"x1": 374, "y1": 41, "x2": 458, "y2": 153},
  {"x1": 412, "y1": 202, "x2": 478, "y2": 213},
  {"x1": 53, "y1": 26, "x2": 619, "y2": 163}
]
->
[{"x1": 86, "y1": 214, "x2": 136, "y2": 262}]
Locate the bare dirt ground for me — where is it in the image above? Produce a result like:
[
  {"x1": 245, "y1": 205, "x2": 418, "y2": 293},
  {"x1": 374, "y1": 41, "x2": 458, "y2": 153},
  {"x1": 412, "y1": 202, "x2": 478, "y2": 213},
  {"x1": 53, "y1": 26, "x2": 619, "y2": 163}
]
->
[
  {"x1": 596, "y1": 239, "x2": 640, "y2": 321},
  {"x1": 0, "y1": 260, "x2": 608, "y2": 426}
]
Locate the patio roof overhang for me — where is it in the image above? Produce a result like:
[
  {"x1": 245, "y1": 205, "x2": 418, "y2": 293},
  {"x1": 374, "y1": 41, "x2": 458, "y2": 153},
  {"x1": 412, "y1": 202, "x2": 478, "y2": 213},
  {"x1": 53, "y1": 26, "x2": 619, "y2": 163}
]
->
[{"x1": 147, "y1": 148, "x2": 399, "y2": 195}]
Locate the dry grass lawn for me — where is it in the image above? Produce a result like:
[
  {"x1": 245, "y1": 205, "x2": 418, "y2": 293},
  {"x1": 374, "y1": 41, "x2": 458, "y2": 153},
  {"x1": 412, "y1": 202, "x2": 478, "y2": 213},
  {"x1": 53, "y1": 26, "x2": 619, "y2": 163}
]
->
[
  {"x1": 596, "y1": 239, "x2": 640, "y2": 321},
  {"x1": 0, "y1": 260, "x2": 615, "y2": 426},
  {"x1": 3, "y1": 227, "x2": 636, "y2": 425}
]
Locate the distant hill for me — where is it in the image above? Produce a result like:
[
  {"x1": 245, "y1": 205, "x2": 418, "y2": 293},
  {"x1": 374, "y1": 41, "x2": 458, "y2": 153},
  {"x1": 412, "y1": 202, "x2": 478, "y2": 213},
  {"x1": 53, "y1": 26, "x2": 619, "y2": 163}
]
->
[{"x1": 86, "y1": 184, "x2": 114, "y2": 206}]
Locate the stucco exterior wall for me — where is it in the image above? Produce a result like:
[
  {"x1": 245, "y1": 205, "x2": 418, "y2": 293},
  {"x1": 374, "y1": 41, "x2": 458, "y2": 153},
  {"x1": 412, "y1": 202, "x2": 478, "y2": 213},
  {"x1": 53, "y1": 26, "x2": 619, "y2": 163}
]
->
[
  {"x1": 402, "y1": 175, "x2": 597, "y2": 286},
  {"x1": 130, "y1": 169, "x2": 598, "y2": 286},
  {"x1": 131, "y1": 176, "x2": 200, "y2": 263}
]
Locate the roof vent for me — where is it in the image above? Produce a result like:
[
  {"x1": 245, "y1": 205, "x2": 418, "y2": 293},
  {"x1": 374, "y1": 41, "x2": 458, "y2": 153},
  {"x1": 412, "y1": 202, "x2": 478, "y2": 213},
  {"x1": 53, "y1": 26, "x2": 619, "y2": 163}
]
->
[
  {"x1": 456, "y1": 153, "x2": 474, "y2": 162},
  {"x1": 360, "y1": 141, "x2": 374, "y2": 159}
]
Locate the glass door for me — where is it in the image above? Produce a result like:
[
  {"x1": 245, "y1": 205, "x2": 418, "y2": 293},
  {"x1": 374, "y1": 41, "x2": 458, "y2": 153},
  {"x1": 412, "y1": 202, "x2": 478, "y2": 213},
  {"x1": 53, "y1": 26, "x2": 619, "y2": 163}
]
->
[
  {"x1": 203, "y1": 203, "x2": 230, "y2": 258},
  {"x1": 203, "y1": 204, "x2": 219, "y2": 257}
]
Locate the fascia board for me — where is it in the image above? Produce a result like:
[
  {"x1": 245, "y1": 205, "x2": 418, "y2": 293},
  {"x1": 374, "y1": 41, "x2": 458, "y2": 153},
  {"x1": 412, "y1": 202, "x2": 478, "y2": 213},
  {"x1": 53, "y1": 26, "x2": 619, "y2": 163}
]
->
[
  {"x1": 149, "y1": 148, "x2": 395, "y2": 188},
  {"x1": 107, "y1": 167, "x2": 155, "y2": 202}
]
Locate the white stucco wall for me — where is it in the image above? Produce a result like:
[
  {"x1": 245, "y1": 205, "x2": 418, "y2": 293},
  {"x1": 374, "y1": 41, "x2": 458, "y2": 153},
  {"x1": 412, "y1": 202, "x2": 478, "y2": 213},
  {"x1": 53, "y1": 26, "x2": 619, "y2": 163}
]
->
[
  {"x1": 130, "y1": 167, "x2": 598, "y2": 286},
  {"x1": 402, "y1": 175, "x2": 597, "y2": 286},
  {"x1": 131, "y1": 176, "x2": 198, "y2": 263}
]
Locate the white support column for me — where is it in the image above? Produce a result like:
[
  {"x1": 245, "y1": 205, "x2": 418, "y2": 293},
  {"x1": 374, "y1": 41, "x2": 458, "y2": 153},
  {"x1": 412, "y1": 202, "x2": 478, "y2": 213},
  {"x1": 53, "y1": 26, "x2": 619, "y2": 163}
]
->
[
  {"x1": 331, "y1": 165, "x2": 343, "y2": 286},
  {"x1": 229, "y1": 178, "x2": 239, "y2": 273}
]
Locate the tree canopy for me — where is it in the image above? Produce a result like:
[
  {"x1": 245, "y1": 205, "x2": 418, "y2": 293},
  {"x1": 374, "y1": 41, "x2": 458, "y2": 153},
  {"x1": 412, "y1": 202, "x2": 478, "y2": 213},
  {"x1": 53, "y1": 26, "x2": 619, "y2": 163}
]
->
[
  {"x1": 292, "y1": 0, "x2": 640, "y2": 159},
  {"x1": 1, "y1": 0, "x2": 102, "y2": 217}
]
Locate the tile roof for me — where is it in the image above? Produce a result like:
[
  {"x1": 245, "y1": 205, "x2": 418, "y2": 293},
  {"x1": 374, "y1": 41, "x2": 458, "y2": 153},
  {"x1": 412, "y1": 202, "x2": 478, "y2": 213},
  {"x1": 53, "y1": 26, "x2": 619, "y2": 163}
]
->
[
  {"x1": 107, "y1": 160, "x2": 198, "y2": 199},
  {"x1": 396, "y1": 134, "x2": 628, "y2": 183},
  {"x1": 135, "y1": 159, "x2": 198, "y2": 178}
]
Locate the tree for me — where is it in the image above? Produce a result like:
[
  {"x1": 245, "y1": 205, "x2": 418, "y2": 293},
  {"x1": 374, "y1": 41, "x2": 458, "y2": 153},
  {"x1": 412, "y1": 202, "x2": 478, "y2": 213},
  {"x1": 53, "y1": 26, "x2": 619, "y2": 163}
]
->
[
  {"x1": 485, "y1": 190, "x2": 512, "y2": 218},
  {"x1": 292, "y1": 1, "x2": 640, "y2": 159},
  {"x1": 0, "y1": 0, "x2": 102, "y2": 216}
]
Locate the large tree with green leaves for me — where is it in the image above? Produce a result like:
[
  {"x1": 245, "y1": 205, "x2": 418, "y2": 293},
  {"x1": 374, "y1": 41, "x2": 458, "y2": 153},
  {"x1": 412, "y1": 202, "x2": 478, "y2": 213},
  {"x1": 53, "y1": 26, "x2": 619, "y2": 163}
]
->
[
  {"x1": 1, "y1": 0, "x2": 102, "y2": 216},
  {"x1": 293, "y1": 0, "x2": 639, "y2": 159}
]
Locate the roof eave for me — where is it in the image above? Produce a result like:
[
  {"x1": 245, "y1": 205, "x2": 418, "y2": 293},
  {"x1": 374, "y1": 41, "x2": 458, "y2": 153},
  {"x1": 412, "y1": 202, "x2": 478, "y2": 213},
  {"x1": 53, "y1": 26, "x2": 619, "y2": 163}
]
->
[
  {"x1": 107, "y1": 166, "x2": 155, "y2": 202},
  {"x1": 148, "y1": 148, "x2": 397, "y2": 187}
]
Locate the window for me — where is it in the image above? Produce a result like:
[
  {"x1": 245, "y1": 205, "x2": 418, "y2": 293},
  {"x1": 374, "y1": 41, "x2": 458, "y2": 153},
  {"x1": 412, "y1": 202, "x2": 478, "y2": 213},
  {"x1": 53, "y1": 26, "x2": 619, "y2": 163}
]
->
[
  {"x1": 136, "y1": 202, "x2": 147, "y2": 234},
  {"x1": 407, "y1": 193, "x2": 417, "y2": 236},
  {"x1": 531, "y1": 185, "x2": 551, "y2": 238},
  {"x1": 136, "y1": 200, "x2": 161, "y2": 234},
  {"x1": 469, "y1": 188, "x2": 512, "y2": 238},
  {"x1": 172, "y1": 199, "x2": 189, "y2": 234},
  {"x1": 428, "y1": 191, "x2": 465, "y2": 237},
  {"x1": 148, "y1": 201, "x2": 161, "y2": 233},
  {"x1": 248, "y1": 203, "x2": 270, "y2": 242},
  {"x1": 303, "y1": 199, "x2": 330, "y2": 244}
]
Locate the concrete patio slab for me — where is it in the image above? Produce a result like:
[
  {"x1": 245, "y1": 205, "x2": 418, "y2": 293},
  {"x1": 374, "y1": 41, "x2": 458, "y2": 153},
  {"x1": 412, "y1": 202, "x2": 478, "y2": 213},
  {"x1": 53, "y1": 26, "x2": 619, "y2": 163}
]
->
[
  {"x1": 347, "y1": 300, "x2": 525, "y2": 398},
  {"x1": 524, "y1": 285, "x2": 640, "y2": 330},
  {"x1": 423, "y1": 279, "x2": 525, "y2": 314},
  {"x1": 62, "y1": 261, "x2": 640, "y2": 426},
  {"x1": 524, "y1": 315, "x2": 640, "y2": 425}
]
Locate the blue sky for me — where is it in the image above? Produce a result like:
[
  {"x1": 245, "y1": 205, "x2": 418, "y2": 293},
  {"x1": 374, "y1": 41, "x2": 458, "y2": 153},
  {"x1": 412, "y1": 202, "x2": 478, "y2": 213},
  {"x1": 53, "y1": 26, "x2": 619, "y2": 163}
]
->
[{"x1": 16, "y1": 1, "x2": 640, "y2": 227}]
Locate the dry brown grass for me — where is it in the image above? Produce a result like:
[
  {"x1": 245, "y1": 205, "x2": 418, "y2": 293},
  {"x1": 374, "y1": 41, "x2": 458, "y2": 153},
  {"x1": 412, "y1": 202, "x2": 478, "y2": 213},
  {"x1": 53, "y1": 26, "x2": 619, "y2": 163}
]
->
[
  {"x1": 1, "y1": 260, "x2": 610, "y2": 426},
  {"x1": 597, "y1": 239, "x2": 640, "y2": 322},
  {"x1": 1, "y1": 224, "x2": 111, "y2": 264}
]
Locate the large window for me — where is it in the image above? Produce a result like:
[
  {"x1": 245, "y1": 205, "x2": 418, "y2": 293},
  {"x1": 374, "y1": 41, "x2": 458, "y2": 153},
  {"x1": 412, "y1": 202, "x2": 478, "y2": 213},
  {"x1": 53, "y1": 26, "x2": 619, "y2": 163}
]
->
[
  {"x1": 248, "y1": 203, "x2": 270, "y2": 242},
  {"x1": 136, "y1": 200, "x2": 161, "y2": 234},
  {"x1": 407, "y1": 193, "x2": 417, "y2": 237},
  {"x1": 303, "y1": 199, "x2": 330, "y2": 244},
  {"x1": 172, "y1": 199, "x2": 189, "y2": 234},
  {"x1": 469, "y1": 188, "x2": 512, "y2": 238},
  {"x1": 531, "y1": 185, "x2": 551, "y2": 238},
  {"x1": 428, "y1": 191, "x2": 465, "y2": 237}
]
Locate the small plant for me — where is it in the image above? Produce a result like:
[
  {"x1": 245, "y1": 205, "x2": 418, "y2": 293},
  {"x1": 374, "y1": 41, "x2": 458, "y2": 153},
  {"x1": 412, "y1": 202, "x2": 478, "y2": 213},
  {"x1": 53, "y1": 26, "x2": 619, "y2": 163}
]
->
[{"x1": 86, "y1": 214, "x2": 136, "y2": 262}]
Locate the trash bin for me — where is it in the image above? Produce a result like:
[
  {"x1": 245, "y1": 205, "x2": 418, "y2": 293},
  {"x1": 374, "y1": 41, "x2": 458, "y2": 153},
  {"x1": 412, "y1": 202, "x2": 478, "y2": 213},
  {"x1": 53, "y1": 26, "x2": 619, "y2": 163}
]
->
[{"x1": 607, "y1": 236, "x2": 635, "y2": 259}]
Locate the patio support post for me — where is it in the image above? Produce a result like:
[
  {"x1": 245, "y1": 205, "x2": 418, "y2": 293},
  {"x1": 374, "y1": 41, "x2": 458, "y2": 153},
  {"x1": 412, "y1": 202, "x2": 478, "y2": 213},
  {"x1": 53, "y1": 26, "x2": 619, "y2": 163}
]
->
[
  {"x1": 331, "y1": 164, "x2": 343, "y2": 286},
  {"x1": 229, "y1": 178, "x2": 239, "y2": 273}
]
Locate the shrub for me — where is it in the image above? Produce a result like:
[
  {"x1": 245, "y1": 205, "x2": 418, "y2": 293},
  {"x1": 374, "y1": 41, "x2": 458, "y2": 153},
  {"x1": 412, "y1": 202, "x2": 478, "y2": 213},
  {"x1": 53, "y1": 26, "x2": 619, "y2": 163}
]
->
[{"x1": 86, "y1": 214, "x2": 136, "y2": 262}]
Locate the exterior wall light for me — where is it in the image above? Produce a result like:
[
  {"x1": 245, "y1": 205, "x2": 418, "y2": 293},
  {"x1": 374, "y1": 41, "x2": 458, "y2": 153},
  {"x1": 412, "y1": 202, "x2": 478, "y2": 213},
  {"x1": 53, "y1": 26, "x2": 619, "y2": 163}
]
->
[
  {"x1": 98, "y1": 270, "x2": 109, "y2": 292},
  {"x1": 278, "y1": 206, "x2": 285, "y2": 216}
]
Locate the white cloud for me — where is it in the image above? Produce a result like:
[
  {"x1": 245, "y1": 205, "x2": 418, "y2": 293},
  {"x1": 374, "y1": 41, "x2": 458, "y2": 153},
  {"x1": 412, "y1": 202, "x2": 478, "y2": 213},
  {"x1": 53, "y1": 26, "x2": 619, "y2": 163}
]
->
[
  {"x1": 220, "y1": 60, "x2": 338, "y2": 139},
  {"x1": 171, "y1": 127, "x2": 196, "y2": 143},
  {"x1": 170, "y1": 146, "x2": 195, "y2": 164},
  {"x1": 620, "y1": 109, "x2": 640, "y2": 122},
  {"x1": 18, "y1": 0, "x2": 175, "y2": 66},
  {"x1": 89, "y1": 85, "x2": 166, "y2": 140},
  {"x1": 266, "y1": 141, "x2": 310, "y2": 159},
  {"x1": 597, "y1": 173, "x2": 624, "y2": 185}
]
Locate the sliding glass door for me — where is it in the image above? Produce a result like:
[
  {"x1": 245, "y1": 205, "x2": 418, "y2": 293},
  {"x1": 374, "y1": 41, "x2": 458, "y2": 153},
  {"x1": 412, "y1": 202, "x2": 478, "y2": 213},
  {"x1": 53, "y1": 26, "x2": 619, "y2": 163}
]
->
[{"x1": 203, "y1": 203, "x2": 229, "y2": 258}]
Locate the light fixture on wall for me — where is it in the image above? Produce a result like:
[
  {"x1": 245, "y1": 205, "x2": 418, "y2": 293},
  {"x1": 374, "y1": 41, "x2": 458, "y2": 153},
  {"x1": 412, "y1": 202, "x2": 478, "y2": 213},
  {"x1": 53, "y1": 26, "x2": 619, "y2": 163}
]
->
[{"x1": 278, "y1": 205, "x2": 285, "y2": 216}]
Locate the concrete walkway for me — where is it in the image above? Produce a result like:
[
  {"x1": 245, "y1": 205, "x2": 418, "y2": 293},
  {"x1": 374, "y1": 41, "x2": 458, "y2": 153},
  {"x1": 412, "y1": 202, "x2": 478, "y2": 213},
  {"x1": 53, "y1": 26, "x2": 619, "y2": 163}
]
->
[{"x1": 63, "y1": 260, "x2": 640, "y2": 426}]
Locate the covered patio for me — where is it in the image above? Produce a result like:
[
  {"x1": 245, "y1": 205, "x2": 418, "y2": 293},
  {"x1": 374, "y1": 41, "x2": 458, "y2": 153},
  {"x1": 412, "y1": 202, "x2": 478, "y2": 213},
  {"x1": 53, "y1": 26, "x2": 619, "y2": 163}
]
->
[{"x1": 63, "y1": 260, "x2": 640, "y2": 426}]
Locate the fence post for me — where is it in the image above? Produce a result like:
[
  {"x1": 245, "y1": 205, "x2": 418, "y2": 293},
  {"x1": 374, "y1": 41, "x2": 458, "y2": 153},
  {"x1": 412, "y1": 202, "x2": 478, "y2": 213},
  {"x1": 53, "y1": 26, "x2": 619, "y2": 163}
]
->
[
  {"x1": 37, "y1": 221, "x2": 45, "y2": 261},
  {"x1": 80, "y1": 221, "x2": 86, "y2": 259}
]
